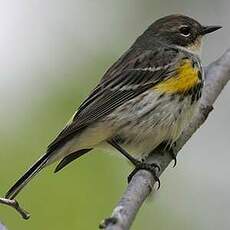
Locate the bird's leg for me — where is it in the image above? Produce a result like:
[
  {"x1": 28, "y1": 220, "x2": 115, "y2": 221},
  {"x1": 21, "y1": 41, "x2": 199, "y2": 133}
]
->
[
  {"x1": 107, "y1": 139, "x2": 161, "y2": 187},
  {"x1": 107, "y1": 139, "x2": 140, "y2": 166}
]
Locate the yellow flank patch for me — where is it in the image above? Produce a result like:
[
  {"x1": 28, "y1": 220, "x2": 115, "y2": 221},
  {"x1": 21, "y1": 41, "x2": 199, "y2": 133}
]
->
[{"x1": 154, "y1": 59, "x2": 201, "y2": 94}]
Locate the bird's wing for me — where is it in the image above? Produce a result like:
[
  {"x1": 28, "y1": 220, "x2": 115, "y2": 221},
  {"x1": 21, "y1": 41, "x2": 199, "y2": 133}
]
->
[{"x1": 47, "y1": 47, "x2": 181, "y2": 152}]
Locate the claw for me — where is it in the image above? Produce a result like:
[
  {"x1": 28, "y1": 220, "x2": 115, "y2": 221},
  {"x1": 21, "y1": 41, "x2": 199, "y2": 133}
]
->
[
  {"x1": 156, "y1": 141, "x2": 178, "y2": 167},
  {"x1": 172, "y1": 158, "x2": 177, "y2": 168},
  {"x1": 169, "y1": 150, "x2": 177, "y2": 168},
  {"x1": 155, "y1": 176, "x2": 161, "y2": 190},
  {"x1": 150, "y1": 163, "x2": 161, "y2": 172}
]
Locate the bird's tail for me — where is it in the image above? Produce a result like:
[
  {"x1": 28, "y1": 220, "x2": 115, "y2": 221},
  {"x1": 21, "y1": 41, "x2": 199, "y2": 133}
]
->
[{"x1": 5, "y1": 153, "x2": 50, "y2": 200}]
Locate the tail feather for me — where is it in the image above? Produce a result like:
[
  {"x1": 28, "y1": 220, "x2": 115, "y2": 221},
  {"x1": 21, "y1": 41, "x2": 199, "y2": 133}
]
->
[
  {"x1": 54, "y1": 149, "x2": 92, "y2": 173},
  {"x1": 5, "y1": 153, "x2": 50, "y2": 199}
]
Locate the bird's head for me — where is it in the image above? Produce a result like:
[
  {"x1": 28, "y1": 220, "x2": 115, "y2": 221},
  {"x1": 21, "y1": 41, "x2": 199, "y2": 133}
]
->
[{"x1": 137, "y1": 15, "x2": 222, "y2": 55}]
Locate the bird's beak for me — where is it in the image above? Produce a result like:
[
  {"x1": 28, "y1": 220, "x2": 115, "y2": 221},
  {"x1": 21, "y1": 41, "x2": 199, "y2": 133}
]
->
[{"x1": 201, "y1": 25, "x2": 222, "y2": 35}]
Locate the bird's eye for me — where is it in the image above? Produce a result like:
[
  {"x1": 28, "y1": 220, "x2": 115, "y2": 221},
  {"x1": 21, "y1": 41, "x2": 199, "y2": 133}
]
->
[{"x1": 179, "y1": 26, "x2": 191, "y2": 37}]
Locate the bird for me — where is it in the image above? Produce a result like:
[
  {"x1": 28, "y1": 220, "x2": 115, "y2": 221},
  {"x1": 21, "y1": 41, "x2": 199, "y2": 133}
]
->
[{"x1": 5, "y1": 14, "x2": 221, "y2": 200}]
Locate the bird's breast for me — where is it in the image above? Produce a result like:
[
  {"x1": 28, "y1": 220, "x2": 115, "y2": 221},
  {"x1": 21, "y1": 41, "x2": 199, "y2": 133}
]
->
[{"x1": 153, "y1": 58, "x2": 203, "y2": 94}]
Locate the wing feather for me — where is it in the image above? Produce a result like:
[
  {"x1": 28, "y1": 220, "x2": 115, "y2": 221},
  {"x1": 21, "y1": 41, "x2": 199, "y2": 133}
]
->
[{"x1": 47, "y1": 47, "x2": 180, "y2": 152}]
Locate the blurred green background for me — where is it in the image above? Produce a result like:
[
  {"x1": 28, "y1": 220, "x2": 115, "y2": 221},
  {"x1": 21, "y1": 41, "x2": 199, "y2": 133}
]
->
[{"x1": 0, "y1": 0, "x2": 229, "y2": 229}]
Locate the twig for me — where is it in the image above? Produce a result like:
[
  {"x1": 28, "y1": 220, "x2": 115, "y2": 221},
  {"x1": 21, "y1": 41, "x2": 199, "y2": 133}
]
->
[
  {"x1": 99, "y1": 49, "x2": 230, "y2": 230},
  {"x1": 0, "y1": 197, "x2": 30, "y2": 220}
]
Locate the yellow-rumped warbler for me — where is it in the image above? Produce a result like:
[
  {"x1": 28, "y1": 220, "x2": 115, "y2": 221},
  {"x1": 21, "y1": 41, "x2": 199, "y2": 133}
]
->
[{"x1": 5, "y1": 14, "x2": 221, "y2": 199}]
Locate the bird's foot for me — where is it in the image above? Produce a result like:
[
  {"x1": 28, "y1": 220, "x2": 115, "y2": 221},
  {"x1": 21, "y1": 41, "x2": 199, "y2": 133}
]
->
[
  {"x1": 127, "y1": 160, "x2": 161, "y2": 189},
  {"x1": 156, "y1": 141, "x2": 178, "y2": 167}
]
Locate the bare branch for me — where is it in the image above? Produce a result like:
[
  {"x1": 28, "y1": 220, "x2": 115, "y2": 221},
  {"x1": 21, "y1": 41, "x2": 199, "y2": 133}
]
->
[
  {"x1": 100, "y1": 49, "x2": 230, "y2": 230},
  {"x1": 0, "y1": 197, "x2": 30, "y2": 220}
]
